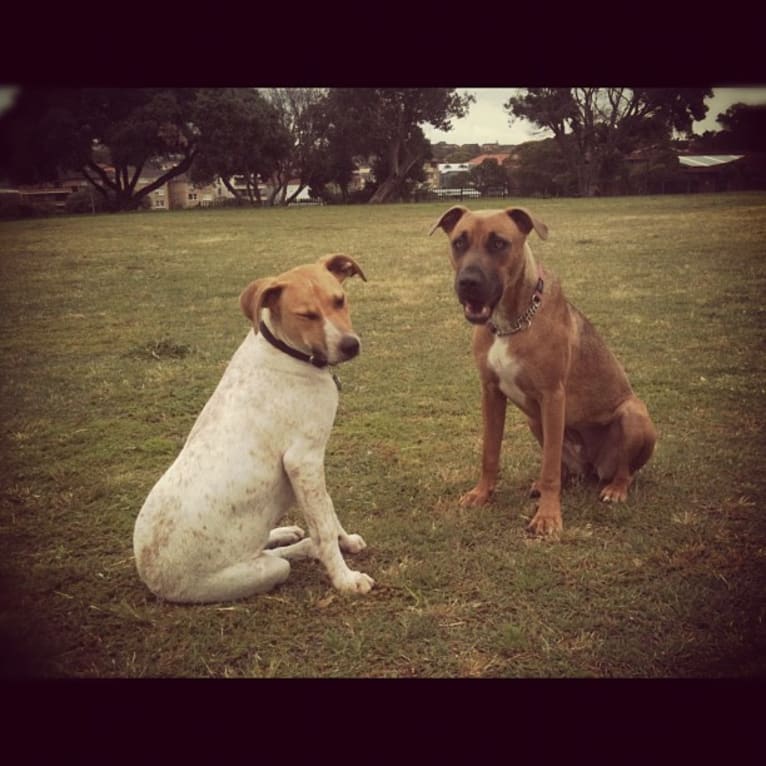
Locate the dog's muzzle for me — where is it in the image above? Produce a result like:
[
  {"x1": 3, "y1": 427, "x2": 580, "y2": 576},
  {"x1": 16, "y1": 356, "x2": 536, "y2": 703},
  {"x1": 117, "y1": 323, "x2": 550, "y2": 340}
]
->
[
  {"x1": 338, "y1": 334, "x2": 360, "y2": 361},
  {"x1": 320, "y1": 333, "x2": 361, "y2": 366},
  {"x1": 455, "y1": 266, "x2": 503, "y2": 324}
]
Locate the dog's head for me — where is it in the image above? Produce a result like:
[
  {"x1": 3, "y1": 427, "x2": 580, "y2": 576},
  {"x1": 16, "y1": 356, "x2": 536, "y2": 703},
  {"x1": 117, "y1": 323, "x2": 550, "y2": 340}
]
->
[
  {"x1": 240, "y1": 254, "x2": 367, "y2": 366},
  {"x1": 430, "y1": 206, "x2": 548, "y2": 324}
]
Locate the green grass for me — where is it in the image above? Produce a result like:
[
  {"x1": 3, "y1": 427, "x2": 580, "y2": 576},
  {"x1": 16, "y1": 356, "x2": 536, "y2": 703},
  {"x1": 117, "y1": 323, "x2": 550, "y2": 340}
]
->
[{"x1": 1, "y1": 194, "x2": 765, "y2": 677}]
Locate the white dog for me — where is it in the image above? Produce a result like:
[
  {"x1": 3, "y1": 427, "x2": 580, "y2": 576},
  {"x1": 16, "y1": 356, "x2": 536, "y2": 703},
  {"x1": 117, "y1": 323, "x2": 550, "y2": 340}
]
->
[{"x1": 133, "y1": 255, "x2": 373, "y2": 603}]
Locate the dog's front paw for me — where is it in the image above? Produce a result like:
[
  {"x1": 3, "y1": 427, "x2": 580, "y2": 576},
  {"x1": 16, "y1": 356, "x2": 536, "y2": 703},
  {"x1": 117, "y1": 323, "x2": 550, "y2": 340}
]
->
[
  {"x1": 334, "y1": 570, "x2": 375, "y2": 594},
  {"x1": 600, "y1": 480, "x2": 629, "y2": 503},
  {"x1": 340, "y1": 533, "x2": 366, "y2": 554},
  {"x1": 459, "y1": 485, "x2": 493, "y2": 507},
  {"x1": 527, "y1": 498, "x2": 563, "y2": 536}
]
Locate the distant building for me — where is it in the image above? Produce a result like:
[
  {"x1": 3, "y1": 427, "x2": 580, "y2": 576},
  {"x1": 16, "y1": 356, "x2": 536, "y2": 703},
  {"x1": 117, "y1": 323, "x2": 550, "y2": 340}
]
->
[
  {"x1": 17, "y1": 173, "x2": 93, "y2": 212},
  {"x1": 467, "y1": 153, "x2": 511, "y2": 167},
  {"x1": 437, "y1": 162, "x2": 471, "y2": 188},
  {"x1": 677, "y1": 155, "x2": 746, "y2": 193}
]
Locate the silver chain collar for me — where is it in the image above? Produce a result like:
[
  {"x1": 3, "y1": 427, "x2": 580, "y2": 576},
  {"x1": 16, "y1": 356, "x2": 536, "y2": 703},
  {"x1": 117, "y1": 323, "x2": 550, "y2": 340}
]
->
[{"x1": 488, "y1": 278, "x2": 544, "y2": 336}]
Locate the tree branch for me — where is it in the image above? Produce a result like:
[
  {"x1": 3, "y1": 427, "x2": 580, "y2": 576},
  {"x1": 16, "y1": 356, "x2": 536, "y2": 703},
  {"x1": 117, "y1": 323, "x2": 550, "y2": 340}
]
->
[
  {"x1": 81, "y1": 167, "x2": 111, "y2": 200},
  {"x1": 221, "y1": 174, "x2": 242, "y2": 200},
  {"x1": 84, "y1": 160, "x2": 118, "y2": 192},
  {"x1": 133, "y1": 149, "x2": 198, "y2": 201},
  {"x1": 128, "y1": 162, "x2": 144, "y2": 194}
]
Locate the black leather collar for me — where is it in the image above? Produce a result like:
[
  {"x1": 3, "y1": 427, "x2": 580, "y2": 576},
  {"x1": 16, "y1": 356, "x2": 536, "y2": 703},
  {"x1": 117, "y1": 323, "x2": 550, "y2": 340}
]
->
[{"x1": 258, "y1": 320, "x2": 328, "y2": 368}]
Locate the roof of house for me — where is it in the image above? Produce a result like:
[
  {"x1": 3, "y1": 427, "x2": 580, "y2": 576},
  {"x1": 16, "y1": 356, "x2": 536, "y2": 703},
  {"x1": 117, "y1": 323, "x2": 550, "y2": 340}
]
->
[
  {"x1": 678, "y1": 155, "x2": 744, "y2": 168},
  {"x1": 468, "y1": 153, "x2": 510, "y2": 166}
]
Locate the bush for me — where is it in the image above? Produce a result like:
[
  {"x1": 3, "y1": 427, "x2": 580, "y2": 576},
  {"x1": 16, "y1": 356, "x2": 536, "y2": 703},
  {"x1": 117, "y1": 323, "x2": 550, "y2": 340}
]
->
[
  {"x1": 209, "y1": 196, "x2": 252, "y2": 208},
  {"x1": 347, "y1": 185, "x2": 376, "y2": 204},
  {"x1": 64, "y1": 188, "x2": 110, "y2": 214},
  {"x1": 0, "y1": 193, "x2": 54, "y2": 219}
]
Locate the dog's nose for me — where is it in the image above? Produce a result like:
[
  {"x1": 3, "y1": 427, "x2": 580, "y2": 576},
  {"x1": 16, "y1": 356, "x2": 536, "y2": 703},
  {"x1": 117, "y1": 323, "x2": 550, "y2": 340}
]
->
[
  {"x1": 457, "y1": 269, "x2": 484, "y2": 297},
  {"x1": 458, "y1": 273, "x2": 480, "y2": 291},
  {"x1": 339, "y1": 335, "x2": 360, "y2": 359}
]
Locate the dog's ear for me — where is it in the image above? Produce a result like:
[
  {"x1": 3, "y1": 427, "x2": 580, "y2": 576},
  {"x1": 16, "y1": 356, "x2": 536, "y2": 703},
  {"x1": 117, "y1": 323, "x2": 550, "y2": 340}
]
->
[
  {"x1": 239, "y1": 278, "x2": 284, "y2": 323},
  {"x1": 429, "y1": 205, "x2": 468, "y2": 236},
  {"x1": 505, "y1": 207, "x2": 549, "y2": 241},
  {"x1": 321, "y1": 254, "x2": 367, "y2": 283}
]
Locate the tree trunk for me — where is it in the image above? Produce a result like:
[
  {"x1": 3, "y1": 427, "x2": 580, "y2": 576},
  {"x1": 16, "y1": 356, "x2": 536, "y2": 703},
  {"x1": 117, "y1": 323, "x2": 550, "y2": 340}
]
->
[
  {"x1": 369, "y1": 152, "x2": 420, "y2": 204},
  {"x1": 131, "y1": 151, "x2": 197, "y2": 209},
  {"x1": 369, "y1": 175, "x2": 401, "y2": 203},
  {"x1": 285, "y1": 183, "x2": 306, "y2": 205},
  {"x1": 244, "y1": 176, "x2": 260, "y2": 206},
  {"x1": 267, "y1": 171, "x2": 287, "y2": 206},
  {"x1": 251, "y1": 177, "x2": 262, "y2": 205},
  {"x1": 221, "y1": 175, "x2": 244, "y2": 203},
  {"x1": 81, "y1": 151, "x2": 198, "y2": 212}
]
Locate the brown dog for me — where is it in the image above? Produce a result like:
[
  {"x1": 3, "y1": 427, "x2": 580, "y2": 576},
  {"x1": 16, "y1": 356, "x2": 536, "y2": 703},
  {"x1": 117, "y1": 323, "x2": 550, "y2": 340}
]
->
[{"x1": 431, "y1": 205, "x2": 656, "y2": 534}]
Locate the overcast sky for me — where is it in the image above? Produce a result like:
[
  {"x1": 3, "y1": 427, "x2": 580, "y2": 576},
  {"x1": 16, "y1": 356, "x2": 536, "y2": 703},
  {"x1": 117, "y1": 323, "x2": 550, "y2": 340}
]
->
[{"x1": 422, "y1": 87, "x2": 766, "y2": 146}]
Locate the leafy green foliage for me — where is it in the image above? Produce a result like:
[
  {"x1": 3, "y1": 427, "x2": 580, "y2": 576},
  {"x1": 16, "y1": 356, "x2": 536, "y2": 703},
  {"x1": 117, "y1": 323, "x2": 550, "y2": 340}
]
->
[
  {"x1": 0, "y1": 88, "x2": 200, "y2": 211},
  {"x1": 191, "y1": 88, "x2": 291, "y2": 205},
  {"x1": 470, "y1": 158, "x2": 509, "y2": 195},
  {"x1": 506, "y1": 88, "x2": 712, "y2": 197},
  {"x1": 694, "y1": 103, "x2": 766, "y2": 154},
  {"x1": 324, "y1": 89, "x2": 475, "y2": 202}
]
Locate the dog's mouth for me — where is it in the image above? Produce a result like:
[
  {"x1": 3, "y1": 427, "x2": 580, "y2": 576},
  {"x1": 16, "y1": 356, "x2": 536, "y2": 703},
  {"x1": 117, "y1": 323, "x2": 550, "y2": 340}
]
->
[
  {"x1": 455, "y1": 267, "x2": 502, "y2": 325},
  {"x1": 461, "y1": 300, "x2": 493, "y2": 324}
]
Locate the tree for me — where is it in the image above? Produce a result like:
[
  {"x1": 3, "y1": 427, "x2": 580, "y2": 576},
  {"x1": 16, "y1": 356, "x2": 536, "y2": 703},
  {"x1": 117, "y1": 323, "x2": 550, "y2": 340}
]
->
[
  {"x1": 443, "y1": 170, "x2": 472, "y2": 190},
  {"x1": 716, "y1": 103, "x2": 766, "y2": 151},
  {"x1": 190, "y1": 88, "x2": 291, "y2": 205},
  {"x1": 261, "y1": 88, "x2": 334, "y2": 206},
  {"x1": 625, "y1": 145, "x2": 682, "y2": 195},
  {"x1": 430, "y1": 142, "x2": 460, "y2": 161},
  {"x1": 470, "y1": 158, "x2": 509, "y2": 195},
  {"x1": 445, "y1": 145, "x2": 481, "y2": 163},
  {"x1": 324, "y1": 89, "x2": 474, "y2": 203},
  {"x1": 0, "y1": 88, "x2": 200, "y2": 211},
  {"x1": 693, "y1": 103, "x2": 766, "y2": 154},
  {"x1": 509, "y1": 138, "x2": 576, "y2": 197},
  {"x1": 505, "y1": 88, "x2": 711, "y2": 196}
]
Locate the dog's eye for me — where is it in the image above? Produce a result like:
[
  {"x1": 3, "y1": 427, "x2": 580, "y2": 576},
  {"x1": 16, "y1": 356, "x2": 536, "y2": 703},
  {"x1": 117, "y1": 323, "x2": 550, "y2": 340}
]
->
[
  {"x1": 452, "y1": 233, "x2": 468, "y2": 252},
  {"x1": 334, "y1": 295, "x2": 345, "y2": 309},
  {"x1": 490, "y1": 235, "x2": 508, "y2": 251},
  {"x1": 298, "y1": 311, "x2": 320, "y2": 321}
]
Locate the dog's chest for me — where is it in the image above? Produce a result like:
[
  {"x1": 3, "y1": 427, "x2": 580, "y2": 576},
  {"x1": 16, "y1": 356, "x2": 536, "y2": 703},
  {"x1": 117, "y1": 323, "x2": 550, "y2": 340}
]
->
[{"x1": 487, "y1": 338, "x2": 528, "y2": 409}]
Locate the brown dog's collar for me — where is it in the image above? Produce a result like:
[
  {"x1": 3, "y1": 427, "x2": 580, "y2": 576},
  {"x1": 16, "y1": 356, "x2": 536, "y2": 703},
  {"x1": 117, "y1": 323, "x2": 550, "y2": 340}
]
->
[{"x1": 488, "y1": 277, "x2": 544, "y2": 336}]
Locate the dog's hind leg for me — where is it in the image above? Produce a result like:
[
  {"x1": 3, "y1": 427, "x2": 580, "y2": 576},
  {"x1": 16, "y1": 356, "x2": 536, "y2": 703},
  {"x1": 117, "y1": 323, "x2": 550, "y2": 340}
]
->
[
  {"x1": 266, "y1": 526, "x2": 305, "y2": 548},
  {"x1": 596, "y1": 398, "x2": 656, "y2": 502},
  {"x1": 266, "y1": 537, "x2": 316, "y2": 561},
  {"x1": 167, "y1": 554, "x2": 291, "y2": 604}
]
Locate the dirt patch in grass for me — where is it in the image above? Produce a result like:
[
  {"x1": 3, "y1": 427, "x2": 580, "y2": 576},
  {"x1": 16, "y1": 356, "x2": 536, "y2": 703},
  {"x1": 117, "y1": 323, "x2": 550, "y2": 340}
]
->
[{"x1": 128, "y1": 338, "x2": 194, "y2": 361}]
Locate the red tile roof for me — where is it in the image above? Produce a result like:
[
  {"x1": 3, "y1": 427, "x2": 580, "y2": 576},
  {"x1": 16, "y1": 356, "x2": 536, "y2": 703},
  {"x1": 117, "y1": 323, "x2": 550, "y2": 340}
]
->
[{"x1": 468, "y1": 153, "x2": 510, "y2": 166}]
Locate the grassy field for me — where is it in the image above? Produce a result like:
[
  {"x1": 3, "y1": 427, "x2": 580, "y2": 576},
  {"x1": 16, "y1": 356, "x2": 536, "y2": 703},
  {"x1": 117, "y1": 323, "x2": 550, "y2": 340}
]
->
[{"x1": 1, "y1": 193, "x2": 765, "y2": 678}]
